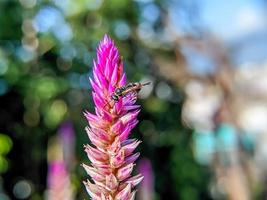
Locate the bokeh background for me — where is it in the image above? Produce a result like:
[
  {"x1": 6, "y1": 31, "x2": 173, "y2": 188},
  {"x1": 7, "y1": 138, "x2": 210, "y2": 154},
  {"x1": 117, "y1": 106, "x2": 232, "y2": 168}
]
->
[{"x1": 1, "y1": 0, "x2": 267, "y2": 199}]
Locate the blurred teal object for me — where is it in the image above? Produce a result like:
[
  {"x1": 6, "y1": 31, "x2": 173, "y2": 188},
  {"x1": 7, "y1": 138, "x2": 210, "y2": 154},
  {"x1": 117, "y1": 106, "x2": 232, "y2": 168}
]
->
[
  {"x1": 0, "y1": 80, "x2": 8, "y2": 96},
  {"x1": 193, "y1": 130, "x2": 215, "y2": 165},
  {"x1": 216, "y1": 123, "x2": 238, "y2": 152},
  {"x1": 240, "y1": 131, "x2": 255, "y2": 153}
]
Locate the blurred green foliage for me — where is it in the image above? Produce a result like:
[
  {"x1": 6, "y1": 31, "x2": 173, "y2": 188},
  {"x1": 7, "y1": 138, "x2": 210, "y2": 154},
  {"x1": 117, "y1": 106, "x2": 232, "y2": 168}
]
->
[{"x1": 0, "y1": 134, "x2": 12, "y2": 173}]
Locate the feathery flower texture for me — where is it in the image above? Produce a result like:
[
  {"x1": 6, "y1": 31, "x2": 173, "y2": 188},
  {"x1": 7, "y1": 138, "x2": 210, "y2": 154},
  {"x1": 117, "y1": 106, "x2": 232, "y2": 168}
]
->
[{"x1": 82, "y1": 35, "x2": 143, "y2": 200}]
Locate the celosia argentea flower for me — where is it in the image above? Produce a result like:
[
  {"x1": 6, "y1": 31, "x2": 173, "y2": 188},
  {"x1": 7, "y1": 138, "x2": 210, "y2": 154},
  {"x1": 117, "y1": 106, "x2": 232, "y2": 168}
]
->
[{"x1": 82, "y1": 35, "x2": 143, "y2": 200}]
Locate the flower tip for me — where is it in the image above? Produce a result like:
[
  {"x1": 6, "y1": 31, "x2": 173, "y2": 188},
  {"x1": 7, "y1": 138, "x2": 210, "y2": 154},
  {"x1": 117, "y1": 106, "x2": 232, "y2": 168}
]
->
[{"x1": 102, "y1": 34, "x2": 112, "y2": 45}]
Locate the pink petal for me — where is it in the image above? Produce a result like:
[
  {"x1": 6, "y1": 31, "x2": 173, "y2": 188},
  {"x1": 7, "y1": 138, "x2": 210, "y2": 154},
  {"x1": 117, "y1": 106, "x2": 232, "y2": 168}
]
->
[
  {"x1": 119, "y1": 125, "x2": 131, "y2": 141},
  {"x1": 119, "y1": 73, "x2": 126, "y2": 87},
  {"x1": 94, "y1": 65, "x2": 108, "y2": 89},
  {"x1": 101, "y1": 109, "x2": 114, "y2": 123},
  {"x1": 114, "y1": 99, "x2": 123, "y2": 114},
  {"x1": 93, "y1": 179, "x2": 107, "y2": 189},
  {"x1": 108, "y1": 83, "x2": 115, "y2": 94},
  {"x1": 92, "y1": 127, "x2": 110, "y2": 142},
  {"x1": 110, "y1": 148, "x2": 125, "y2": 168},
  {"x1": 92, "y1": 92, "x2": 106, "y2": 109},
  {"x1": 123, "y1": 105, "x2": 140, "y2": 111},
  {"x1": 83, "y1": 180, "x2": 102, "y2": 200},
  {"x1": 115, "y1": 184, "x2": 131, "y2": 200},
  {"x1": 110, "y1": 120, "x2": 123, "y2": 135},
  {"x1": 121, "y1": 139, "x2": 136, "y2": 146},
  {"x1": 117, "y1": 163, "x2": 134, "y2": 181},
  {"x1": 125, "y1": 174, "x2": 144, "y2": 187},
  {"x1": 122, "y1": 140, "x2": 141, "y2": 156},
  {"x1": 124, "y1": 152, "x2": 140, "y2": 165},
  {"x1": 110, "y1": 64, "x2": 119, "y2": 86},
  {"x1": 117, "y1": 59, "x2": 124, "y2": 80},
  {"x1": 92, "y1": 60, "x2": 102, "y2": 87},
  {"x1": 85, "y1": 127, "x2": 108, "y2": 148},
  {"x1": 104, "y1": 58, "x2": 112, "y2": 79},
  {"x1": 108, "y1": 45, "x2": 116, "y2": 61},
  {"x1": 84, "y1": 111, "x2": 105, "y2": 129},
  {"x1": 90, "y1": 78, "x2": 106, "y2": 100},
  {"x1": 84, "y1": 145, "x2": 108, "y2": 162},
  {"x1": 105, "y1": 173, "x2": 118, "y2": 191},
  {"x1": 82, "y1": 164, "x2": 105, "y2": 182},
  {"x1": 107, "y1": 137, "x2": 121, "y2": 155},
  {"x1": 92, "y1": 163, "x2": 112, "y2": 175},
  {"x1": 84, "y1": 111, "x2": 98, "y2": 122},
  {"x1": 120, "y1": 110, "x2": 140, "y2": 125},
  {"x1": 128, "y1": 119, "x2": 139, "y2": 131}
]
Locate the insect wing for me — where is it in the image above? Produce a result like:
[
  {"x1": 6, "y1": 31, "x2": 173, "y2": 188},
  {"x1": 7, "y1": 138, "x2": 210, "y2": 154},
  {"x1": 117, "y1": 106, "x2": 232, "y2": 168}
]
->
[{"x1": 120, "y1": 87, "x2": 138, "y2": 97}]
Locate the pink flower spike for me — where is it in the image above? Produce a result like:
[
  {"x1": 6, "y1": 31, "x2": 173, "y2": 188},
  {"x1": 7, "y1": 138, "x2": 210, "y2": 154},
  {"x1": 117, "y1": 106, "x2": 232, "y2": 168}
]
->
[{"x1": 82, "y1": 34, "x2": 144, "y2": 199}]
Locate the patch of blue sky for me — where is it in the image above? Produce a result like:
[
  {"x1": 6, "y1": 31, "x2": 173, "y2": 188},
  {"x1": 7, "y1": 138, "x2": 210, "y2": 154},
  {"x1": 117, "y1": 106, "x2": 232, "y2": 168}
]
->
[
  {"x1": 200, "y1": 0, "x2": 267, "y2": 42},
  {"x1": 169, "y1": 0, "x2": 267, "y2": 41},
  {"x1": 170, "y1": 0, "x2": 267, "y2": 67}
]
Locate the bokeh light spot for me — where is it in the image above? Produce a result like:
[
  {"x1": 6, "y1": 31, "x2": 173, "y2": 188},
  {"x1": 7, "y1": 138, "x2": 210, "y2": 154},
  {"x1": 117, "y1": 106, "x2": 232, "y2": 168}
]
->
[
  {"x1": 0, "y1": 193, "x2": 10, "y2": 200},
  {"x1": 16, "y1": 46, "x2": 36, "y2": 62},
  {"x1": 67, "y1": 89, "x2": 84, "y2": 106},
  {"x1": 60, "y1": 43, "x2": 76, "y2": 61},
  {"x1": 0, "y1": 134, "x2": 13, "y2": 155},
  {"x1": 22, "y1": 19, "x2": 36, "y2": 36},
  {"x1": 34, "y1": 6, "x2": 63, "y2": 33},
  {"x1": 13, "y1": 180, "x2": 32, "y2": 199},
  {"x1": 0, "y1": 156, "x2": 8, "y2": 173},
  {"x1": 33, "y1": 77, "x2": 59, "y2": 100},
  {"x1": 0, "y1": 59, "x2": 8, "y2": 75},
  {"x1": 142, "y1": 3, "x2": 160, "y2": 23},
  {"x1": 86, "y1": 0, "x2": 103, "y2": 10},
  {"x1": 155, "y1": 81, "x2": 172, "y2": 100},
  {"x1": 114, "y1": 20, "x2": 131, "y2": 40},
  {"x1": 23, "y1": 109, "x2": 40, "y2": 127},
  {"x1": 19, "y1": 0, "x2": 36, "y2": 8},
  {"x1": 44, "y1": 100, "x2": 67, "y2": 128}
]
